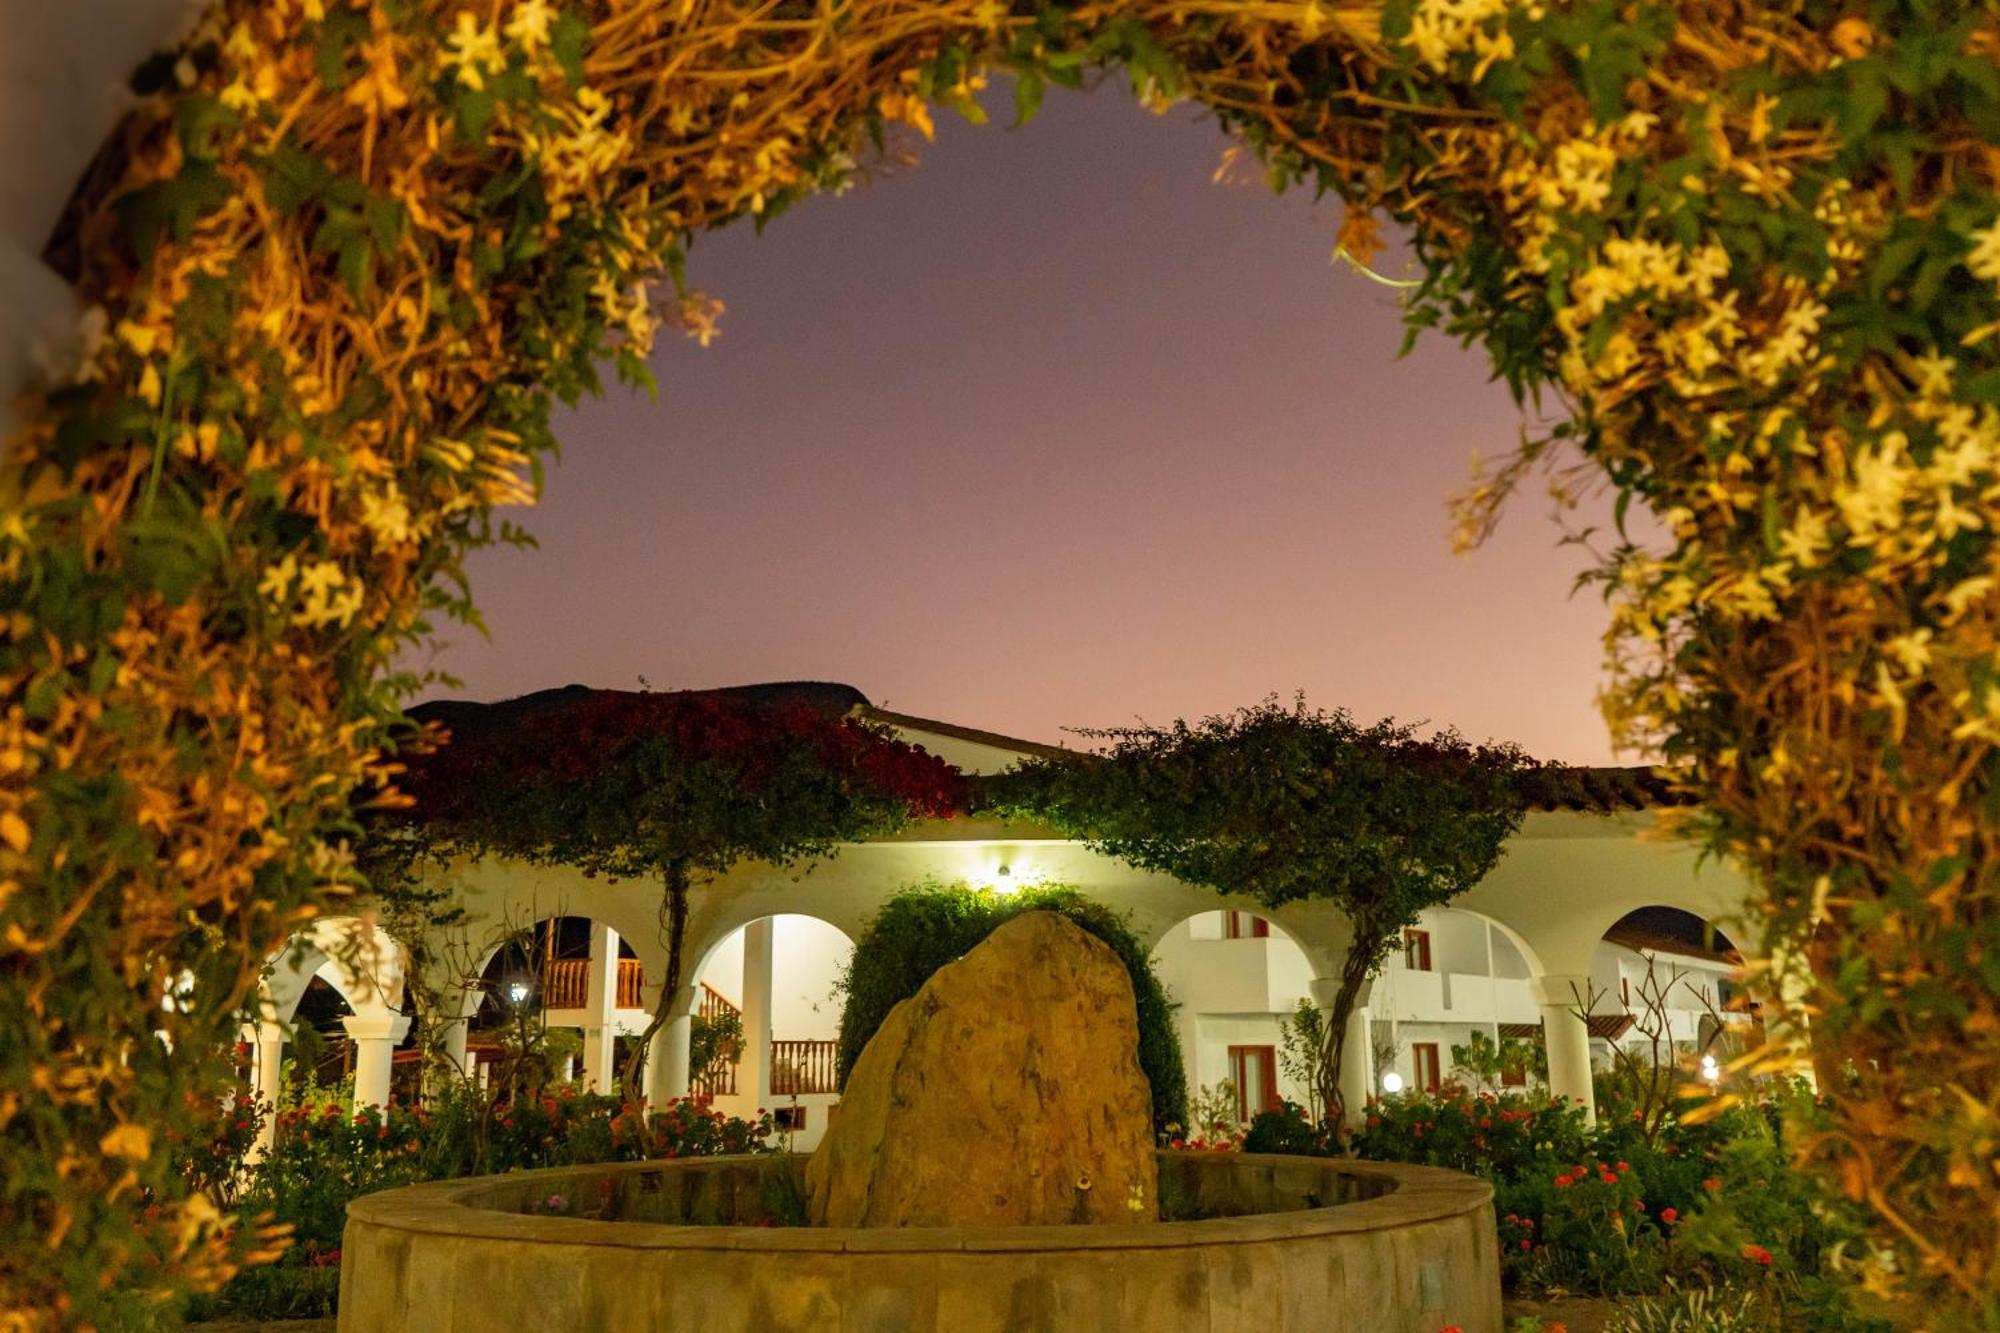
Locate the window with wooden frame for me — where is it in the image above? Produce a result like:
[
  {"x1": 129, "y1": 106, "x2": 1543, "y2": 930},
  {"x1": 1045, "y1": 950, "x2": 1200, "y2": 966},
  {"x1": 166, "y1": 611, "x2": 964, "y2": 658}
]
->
[
  {"x1": 1412, "y1": 1042, "x2": 1442, "y2": 1093},
  {"x1": 1227, "y1": 1045, "x2": 1280, "y2": 1122},
  {"x1": 1403, "y1": 928, "x2": 1433, "y2": 972},
  {"x1": 1224, "y1": 911, "x2": 1270, "y2": 940}
]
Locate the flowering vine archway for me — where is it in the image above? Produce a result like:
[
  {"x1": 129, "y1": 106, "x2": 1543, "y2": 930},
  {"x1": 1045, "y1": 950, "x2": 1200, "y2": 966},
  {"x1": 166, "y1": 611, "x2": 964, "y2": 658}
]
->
[{"x1": 3, "y1": 0, "x2": 1997, "y2": 1322}]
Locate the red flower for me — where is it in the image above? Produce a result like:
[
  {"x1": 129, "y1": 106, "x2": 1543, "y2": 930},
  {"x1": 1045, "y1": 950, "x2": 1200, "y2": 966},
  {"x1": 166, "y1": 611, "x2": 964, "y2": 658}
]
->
[
  {"x1": 1741, "y1": 1243, "x2": 1773, "y2": 1266},
  {"x1": 1614, "y1": 1161, "x2": 1629, "y2": 1173},
  {"x1": 1702, "y1": 1177, "x2": 1722, "y2": 1192},
  {"x1": 1660, "y1": 1208, "x2": 1679, "y2": 1224}
]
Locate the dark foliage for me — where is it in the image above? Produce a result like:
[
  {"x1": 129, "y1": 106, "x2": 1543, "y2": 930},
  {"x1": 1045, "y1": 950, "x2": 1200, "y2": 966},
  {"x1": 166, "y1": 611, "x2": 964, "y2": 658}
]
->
[{"x1": 833, "y1": 881, "x2": 1187, "y2": 1136}]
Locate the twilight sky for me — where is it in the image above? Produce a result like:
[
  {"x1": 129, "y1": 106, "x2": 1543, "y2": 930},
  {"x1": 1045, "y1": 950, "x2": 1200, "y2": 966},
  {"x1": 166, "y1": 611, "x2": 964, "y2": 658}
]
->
[{"x1": 424, "y1": 83, "x2": 1629, "y2": 764}]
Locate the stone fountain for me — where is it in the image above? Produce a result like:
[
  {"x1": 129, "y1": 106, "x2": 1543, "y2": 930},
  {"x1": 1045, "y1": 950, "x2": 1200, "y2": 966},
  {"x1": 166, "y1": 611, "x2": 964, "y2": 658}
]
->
[{"x1": 338, "y1": 911, "x2": 1501, "y2": 1331}]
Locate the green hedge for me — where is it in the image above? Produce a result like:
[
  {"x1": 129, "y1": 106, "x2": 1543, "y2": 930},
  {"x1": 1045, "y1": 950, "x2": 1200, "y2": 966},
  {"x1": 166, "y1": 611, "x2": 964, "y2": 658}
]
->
[{"x1": 834, "y1": 881, "x2": 1187, "y2": 1136}]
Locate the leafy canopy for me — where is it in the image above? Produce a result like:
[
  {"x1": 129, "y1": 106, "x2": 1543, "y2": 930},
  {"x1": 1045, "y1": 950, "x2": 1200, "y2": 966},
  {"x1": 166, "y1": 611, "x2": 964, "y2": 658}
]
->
[
  {"x1": 395, "y1": 689, "x2": 966, "y2": 882},
  {"x1": 993, "y1": 697, "x2": 1534, "y2": 968}
]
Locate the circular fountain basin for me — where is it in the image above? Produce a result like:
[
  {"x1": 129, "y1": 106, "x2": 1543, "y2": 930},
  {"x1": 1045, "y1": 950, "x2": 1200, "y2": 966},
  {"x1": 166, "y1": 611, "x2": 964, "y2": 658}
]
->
[{"x1": 338, "y1": 1150, "x2": 1499, "y2": 1332}]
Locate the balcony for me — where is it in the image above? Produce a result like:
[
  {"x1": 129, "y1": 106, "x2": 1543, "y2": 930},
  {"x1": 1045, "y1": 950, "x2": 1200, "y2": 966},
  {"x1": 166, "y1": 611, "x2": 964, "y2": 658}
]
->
[
  {"x1": 538, "y1": 957, "x2": 647, "y2": 1011},
  {"x1": 771, "y1": 1040, "x2": 840, "y2": 1096},
  {"x1": 1381, "y1": 970, "x2": 1539, "y2": 1025}
]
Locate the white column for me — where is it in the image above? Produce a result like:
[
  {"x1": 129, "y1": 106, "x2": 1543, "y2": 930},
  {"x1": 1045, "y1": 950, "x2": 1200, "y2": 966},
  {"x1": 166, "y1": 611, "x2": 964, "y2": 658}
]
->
[
  {"x1": 741, "y1": 919, "x2": 774, "y2": 1114},
  {"x1": 650, "y1": 1010, "x2": 692, "y2": 1105},
  {"x1": 1313, "y1": 976, "x2": 1375, "y2": 1130},
  {"x1": 439, "y1": 1012, "x2": 470, "y2": 1077},
  {"x1": 1484, "y1": 922, "x2": 1502, "y2": 1053},
  {"x1": 343, "y1": 1013, "x2": 412, "y2": 1111},
  {"x1": 660, "y1": 1012, "x2": 692, "y2": 1096},
  {"x1": 581, "y1": 922, "x2": 620, "y2": 1093},
  {"x1": 248, "y1": 1021, "x2": 284, "y2": 1154},
  {"x1": 1529, "y1": 974, "x2": 1596, "y2": 1124}
]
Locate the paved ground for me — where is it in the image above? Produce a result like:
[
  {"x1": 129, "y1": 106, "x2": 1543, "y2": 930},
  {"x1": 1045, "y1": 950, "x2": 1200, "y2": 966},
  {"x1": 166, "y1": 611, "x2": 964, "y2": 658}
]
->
[{"x1": 1504, "y1": 1296, "x2": 1621, "y2": 1331}]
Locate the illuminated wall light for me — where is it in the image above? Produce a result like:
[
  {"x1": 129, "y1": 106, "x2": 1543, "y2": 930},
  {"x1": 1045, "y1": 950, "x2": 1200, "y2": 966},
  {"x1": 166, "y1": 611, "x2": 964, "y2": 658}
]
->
[
  {"x1": 1379, "y1": 1071, "x2": 1405, "y2": 1095},
  {"x1": 508, "y1": 981, "x2": 531, "y2": 1006},
  {"x1": 1699, "y1": 1052, "x2": 1720, "y2": 1086}
]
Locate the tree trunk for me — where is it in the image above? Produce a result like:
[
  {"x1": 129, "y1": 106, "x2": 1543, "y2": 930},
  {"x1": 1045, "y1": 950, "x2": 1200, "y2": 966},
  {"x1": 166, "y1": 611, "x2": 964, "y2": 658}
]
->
[
  {"x1": 1315, "y1": 936, "x2": 1383, "y2": 1135},
  {"x1": 621, "y1": 862, "x2": 690, "y2": 1109}
]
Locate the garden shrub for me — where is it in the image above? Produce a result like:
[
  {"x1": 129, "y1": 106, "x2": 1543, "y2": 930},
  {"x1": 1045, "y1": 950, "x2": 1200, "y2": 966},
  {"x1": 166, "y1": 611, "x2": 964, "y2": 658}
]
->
[
  {"x1": 1338, "y1": 1083, "x2": 1884, "y2": 1326},
  {"x1": 834, "y1": 881, "x2": 1187, "y2": 1135},
  {"x1": 1241, "y1": 1103, "x2": 1321, "y2": 1156},
  {"x1": 180, "y1": 1083, "x2": 774, "y2": 1322}
]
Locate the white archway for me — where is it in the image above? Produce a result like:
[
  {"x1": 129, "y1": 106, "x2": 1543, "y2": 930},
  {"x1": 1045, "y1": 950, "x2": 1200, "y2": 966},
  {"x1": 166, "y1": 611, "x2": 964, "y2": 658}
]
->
[
  {"x1": 681, "y1": 912, "x2": 855, "y2": 1149},
  {"x1": 1148, "y1": 906, "x2": 1318, "y2": 1128},
  {"x1": 246, "y1": 917, "x2": 412, "y2": 1140}
]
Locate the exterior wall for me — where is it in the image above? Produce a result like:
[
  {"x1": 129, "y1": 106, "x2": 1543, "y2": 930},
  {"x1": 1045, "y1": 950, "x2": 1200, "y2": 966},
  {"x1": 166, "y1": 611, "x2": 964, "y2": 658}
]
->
[
  {"x1": 248, "y1": 716, "x2": 1759, "y2": 1131},
  {"x1": 1151, "y1": 902, "x2": 1745, "y2": 1115}
]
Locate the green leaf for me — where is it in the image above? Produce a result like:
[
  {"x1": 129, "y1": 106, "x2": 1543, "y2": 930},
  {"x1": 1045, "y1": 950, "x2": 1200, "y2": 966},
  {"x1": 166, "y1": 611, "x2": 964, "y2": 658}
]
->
[
  {"x1": 365, "y1": 195, "x2": 407, "y2": 254},
  {"x1": 337, "y1": 236, "x2": 374, "y2": 295},
  {"x1": 1013, "y1": 69, "x2": 1045, "y2": 126},
  {"x1": 255, "y1": 143, "x2": 332, "y2": 216},
  {"x1": 1839, "y1": 65, "x2": 1888, "y2": 141},
  {"x1": 456, "y1": 87, "x2": 496, "y2": 141},
  {"x1": 552, "y1": 10, "x2": 589, "y2": 87},
  {"x1": 1959, "y1": 368, "x2": 2000, "y2": 404},
  {"x1": 112, "y1": 164, "x2": 233, "y2": 265}
]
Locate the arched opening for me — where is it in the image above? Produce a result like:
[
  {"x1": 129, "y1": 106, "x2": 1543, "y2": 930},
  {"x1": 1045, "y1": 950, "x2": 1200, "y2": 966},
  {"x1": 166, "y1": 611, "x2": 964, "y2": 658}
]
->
[
  {"x1": 1591, "y1": 906, "x2": 1751, "y2": 1086},
  {"x1": 687, "y1": 913, "x2": 855, "y2": 1149},
  {"x1": 1148, "y1": 908, "x2": 1316, "y2": 1131},
  {"x1": 1367, "y1": 905, "x2": 1549, "y2": 1100},
  {"x1": 287, "y1": 974, "x2": 359, "y2": 1095},
  {"x1": 465, "y1": 912, "x2": 652, "y2": 1095}
]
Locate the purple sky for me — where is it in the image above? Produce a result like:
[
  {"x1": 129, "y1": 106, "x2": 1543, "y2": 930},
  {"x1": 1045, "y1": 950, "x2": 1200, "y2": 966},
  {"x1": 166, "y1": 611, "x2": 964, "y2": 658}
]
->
[{"x1": 425, "y1": 85, "x2": 1627, "y2": 764}]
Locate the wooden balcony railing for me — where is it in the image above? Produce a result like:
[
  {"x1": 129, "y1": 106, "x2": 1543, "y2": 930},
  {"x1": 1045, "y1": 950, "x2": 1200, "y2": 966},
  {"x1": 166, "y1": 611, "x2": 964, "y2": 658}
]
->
[
  {"x1": 538, "y1": 957, "x2": 646, "y2": 1010},
  {"x1": 771, "y1": 1039, "x2": 840, "y2": 1096},
  {"x1": 698, "y1": 982, "x2": 739, "y2": 1020}
]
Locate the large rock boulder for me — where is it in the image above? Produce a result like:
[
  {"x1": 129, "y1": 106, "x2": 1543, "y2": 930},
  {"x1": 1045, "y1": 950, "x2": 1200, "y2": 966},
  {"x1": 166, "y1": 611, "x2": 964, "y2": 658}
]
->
[{"x1": 806, "y1": 910, "x2": 1158, "y2": 1228}]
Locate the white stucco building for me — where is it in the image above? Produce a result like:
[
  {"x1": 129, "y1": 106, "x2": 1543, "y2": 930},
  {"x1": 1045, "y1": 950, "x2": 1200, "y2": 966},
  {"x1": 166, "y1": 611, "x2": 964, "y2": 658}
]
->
[{"x1": 248, "y1": 683, "x2": 1758, "y2": 1153}]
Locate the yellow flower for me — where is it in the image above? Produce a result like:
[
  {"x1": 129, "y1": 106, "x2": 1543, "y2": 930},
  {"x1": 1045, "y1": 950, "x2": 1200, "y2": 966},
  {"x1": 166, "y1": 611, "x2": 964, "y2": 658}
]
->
[
  {"x1": 1777, "y1": 507, "x2": 1829, "y2": 568},
  {"x1": 1965, "y1": 219, "x2": 2000, "y2": 286},
  {"x1": 1885, "y1": 629, "x2": 1933, "y2": 676},
  {"x1": 116, "y1": 321, "x2": 158, "y2": 356},
  {"x1": 445, "y1": 12, "x2": 506, "y2": 90},
  {"x1": 99, "y1": 1123, "x2": 152, "y2": 1163},
  {"x1": 505, "y1": 0, "x2": 556, "y2": 52},
  {"x1": 258, "y1": 554, "x2": 299, "y2": 605}
]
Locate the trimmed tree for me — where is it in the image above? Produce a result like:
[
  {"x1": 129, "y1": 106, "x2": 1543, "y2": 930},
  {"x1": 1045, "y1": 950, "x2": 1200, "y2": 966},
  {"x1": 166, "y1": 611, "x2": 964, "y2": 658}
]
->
[
  {"x1": 390, "y1": 688, "x2": 965, "y2": 1102},
  {"x1": 833, "y1": 880, "x2": 1188, "y2": 1136},
  {"x1": 993, "y1": 697, "x2": 1531, "y2": 1125}
]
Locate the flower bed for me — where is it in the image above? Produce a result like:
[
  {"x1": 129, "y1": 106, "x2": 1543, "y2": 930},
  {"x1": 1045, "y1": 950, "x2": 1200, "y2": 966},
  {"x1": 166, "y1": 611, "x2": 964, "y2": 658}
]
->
[
  {"x1": 1250, "y1": 1082, "x2": 1886, "y2": 1331},
  {"x1": 179, "y1": 1087, "x2": 774, "y2": 1322}
]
